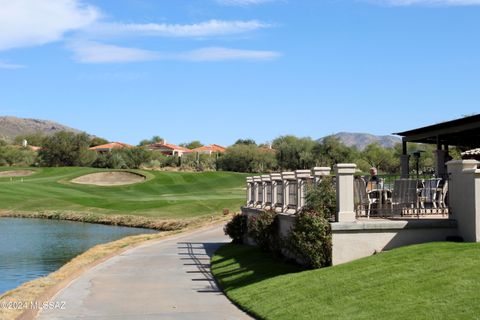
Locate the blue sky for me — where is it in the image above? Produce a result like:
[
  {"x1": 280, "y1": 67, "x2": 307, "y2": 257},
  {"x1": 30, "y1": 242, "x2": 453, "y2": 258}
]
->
[{"x1": 0, "y1": 0, "x2": 479, "y2": 146}]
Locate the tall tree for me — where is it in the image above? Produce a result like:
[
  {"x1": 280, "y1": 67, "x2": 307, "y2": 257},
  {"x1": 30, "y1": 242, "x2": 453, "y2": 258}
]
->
[
  {"x1": 234, "y1": 139, "x2": 257, "y2": 146},
  {"x1": 180, "y1": 140, "x2": 203, "y2": 149},
  {"x1": 39, "y1": 131, "x2": 96, "y2": 167},
  {"x1": 138, "y1": 135, "x2": 163, "y2": 146},
  {"x1": 312, "y1": 136, "x2": 357, "y2": 168},
  {"x1": 273, "y1": 135, "x2": 316, "y2": 170}
]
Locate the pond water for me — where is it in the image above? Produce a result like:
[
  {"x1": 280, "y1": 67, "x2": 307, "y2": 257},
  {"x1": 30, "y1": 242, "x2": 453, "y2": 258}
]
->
[{"x1": 0, "y1": 218, "x2": 157, "y2": 295}]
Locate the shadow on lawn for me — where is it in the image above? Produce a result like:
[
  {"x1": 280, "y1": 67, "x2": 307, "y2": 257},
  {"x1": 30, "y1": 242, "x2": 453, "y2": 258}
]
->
[{"x1": 212, "y1": 244, "x2": 303, "y2": 291}]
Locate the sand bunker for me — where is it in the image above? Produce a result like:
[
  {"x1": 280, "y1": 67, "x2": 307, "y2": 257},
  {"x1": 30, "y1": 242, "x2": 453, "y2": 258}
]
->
[
  {"x1": 0, "y1": 170, "x2": 35, "y2": 177},
  {"x1": 71, "y1": 171, "x2": 146, "y2": 186}
]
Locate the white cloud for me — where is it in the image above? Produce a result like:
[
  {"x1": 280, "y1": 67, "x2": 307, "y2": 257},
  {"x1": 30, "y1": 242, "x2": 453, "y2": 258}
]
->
[
  {"x1": 178, "y1": 47, "x2": 281, "y2": 61},
  {"x1": 69, "y1": 41, "x2": 280, "y2": 63},
  {"x1": 0, "y1": 61, "x2": 26, "y2": 69},
  {"x1": 216, "y1": 0, "x2": 277, "y2": 5},
  {"x1": 375, "y1": 0, "x2": 480, "y2": 5},
  {"x1": 88, "y1": 20, "x2": 272, "y2": 38},
  {"x1": 69, "y1": 41, "x2": 158, "y2": 63},
  {"x1": 0, "y1": 0, "x2": 99, "y2": 52}
]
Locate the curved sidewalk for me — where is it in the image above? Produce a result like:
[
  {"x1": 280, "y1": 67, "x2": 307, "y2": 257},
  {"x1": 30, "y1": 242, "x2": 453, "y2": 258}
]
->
[{"x1": 37, "y1": 225, "x2": 251, "y2": 320}]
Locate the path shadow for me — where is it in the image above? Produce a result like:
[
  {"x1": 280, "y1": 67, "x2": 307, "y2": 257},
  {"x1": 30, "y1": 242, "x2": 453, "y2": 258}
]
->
[{"x1": 177, "y1": 241, "x2": 225, "y2": 293}]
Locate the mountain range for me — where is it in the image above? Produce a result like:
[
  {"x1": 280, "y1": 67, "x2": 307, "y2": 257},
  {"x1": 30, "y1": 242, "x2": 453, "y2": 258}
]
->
[
  {"x1": 0, "y1": 116, "x2": 402, "y2": 150},
  {"x1": 318, "y1": 132, "x2": 401, "y2": 150},
  {"x1": 0, "y1": 116, "x2": 82, "y2": 142}
]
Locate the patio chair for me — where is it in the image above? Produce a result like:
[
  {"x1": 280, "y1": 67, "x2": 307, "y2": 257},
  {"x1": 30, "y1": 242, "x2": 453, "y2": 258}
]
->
[
  {"x1": 388, "y1": 179, "x2": 419, "y2": 216},
  {"x1": 420, "y1": 178, "x2": 441, "y2": 208},
  {"x1": 436, "y1": 179, "x2": 449, "y2": 208},
  {"x1": 354, "y1": 177, "x2": 378, "y2": 218}
]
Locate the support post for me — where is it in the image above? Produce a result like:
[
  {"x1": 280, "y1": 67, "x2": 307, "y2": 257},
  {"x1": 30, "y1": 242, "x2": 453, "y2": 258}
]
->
[
  {"x1": 400, "y1": 139, "x2": 409, "y2": 178},
  {"x1": 246, "y1": 177, "x2": 253, "y2": 206},
  {"x1": 334, "y1": 163, "x2": 357, "y2": 222},
  {"x1": 253, "y1": 176, "x2": 263, "y2": 208},
  {"x1": 447, "y1": 160, "x2": 480, "y2": 242}
]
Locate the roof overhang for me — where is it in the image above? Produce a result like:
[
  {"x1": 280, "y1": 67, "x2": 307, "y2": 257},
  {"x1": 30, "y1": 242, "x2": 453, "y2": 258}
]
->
[{"x1": 393, "y1": 114, "x2": 480, "y2": 148}]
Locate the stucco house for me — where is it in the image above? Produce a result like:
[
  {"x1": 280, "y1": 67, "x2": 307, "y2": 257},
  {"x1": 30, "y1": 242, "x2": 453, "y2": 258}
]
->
[
  {"x1": 192, "y1": 144, "x2": 226, "y2": 155},
  {"x1": 147, "y1": 141, "x2": 193, "y2": 157},
  {"x1": 89, "y1": 142, "x2": 133, "y2": 153}
]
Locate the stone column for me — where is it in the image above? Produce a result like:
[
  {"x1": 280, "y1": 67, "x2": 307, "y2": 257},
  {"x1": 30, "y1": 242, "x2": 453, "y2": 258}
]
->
[
  {"x1": 447, "y1": 160, "x2": 480, "y2": 242},
  {"x1": 253, "y1": 176, "x2": 263, "y2": 208},
  {"x1": 281, "y1": 172, "x2": 296, "y2": 213},
  {"x1": 261, "y1": 174, "x2": 272, "y2": 210},
  {"x1": 334, "y1": 163, "x2": 357, "y2": 222},
  {"x1": 400, "y1": 155, "x2": 410, "y2": 178},
  {"x1": 270, "y1": 173, "x2": 283, "y2": 212},
  {"x1": 435, "y1": 150, "x2": 447, "y2": 177},
  {"x1": 246, "y1": 177, "x2": 253, "y2": 206},
  {"x1": 313, "y1": 167, "x2": 331, "y2": 185},
  {"x1": 295, "y1": 169, "x2": 312, "y2": 212}
]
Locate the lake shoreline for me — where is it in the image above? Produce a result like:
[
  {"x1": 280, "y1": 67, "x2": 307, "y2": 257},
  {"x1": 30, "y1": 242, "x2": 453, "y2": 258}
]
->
[{"x1": 0, "y1": 215, "x2": 228, "y2": 320}]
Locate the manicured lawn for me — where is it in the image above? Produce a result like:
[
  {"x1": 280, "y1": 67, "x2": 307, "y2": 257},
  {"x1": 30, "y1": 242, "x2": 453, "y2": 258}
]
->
[
  {"x1": 0, "y1": 167, "x2": 247, "y2": 218},
  {"x1": 212, "y1": 242, "x2": 480, "y2": 320}
]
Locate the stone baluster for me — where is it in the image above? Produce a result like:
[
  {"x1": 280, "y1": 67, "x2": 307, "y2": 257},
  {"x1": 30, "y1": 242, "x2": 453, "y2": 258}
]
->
[{"x1": 295, "y1": 169, "x2": 313, "y2": 212}]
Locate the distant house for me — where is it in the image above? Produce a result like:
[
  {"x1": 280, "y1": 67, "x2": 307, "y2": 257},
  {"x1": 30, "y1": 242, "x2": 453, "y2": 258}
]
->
[
  {"x1": 192, "y1": 144, "x2": 226, "y2": 155},
  {"x1": 20, "y1": 139, "x2": 41, "y2": 151},
  {"x1": 147, "y1": 141, "x2": 193, "y2": 157},
  {"x1": 89, "y1": 142, "x2": 133, "y2": 153}
]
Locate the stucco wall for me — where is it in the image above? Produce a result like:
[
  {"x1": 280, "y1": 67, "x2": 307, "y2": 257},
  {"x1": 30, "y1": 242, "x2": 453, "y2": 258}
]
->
[{"x1": 331, "y1": 220, "x2": 458, "y2": 265}]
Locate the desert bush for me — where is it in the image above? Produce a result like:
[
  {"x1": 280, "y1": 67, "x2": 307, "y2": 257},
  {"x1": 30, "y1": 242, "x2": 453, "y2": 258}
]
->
[
  {"x1": 287, "y1": 211, "x2": 332, "y2": 269},
  {"x1": 303, "y1": 177, "x2": 336, "y2": 220},
  {"x1": 247, "y1": 210, "x2": 281, "y2": 253},
  {"x1": 224, "y1": 214, "x2": 248, "y2": 244},
  {"x1": 0, "y1": 145, "x2": 37, "y2": 166}
]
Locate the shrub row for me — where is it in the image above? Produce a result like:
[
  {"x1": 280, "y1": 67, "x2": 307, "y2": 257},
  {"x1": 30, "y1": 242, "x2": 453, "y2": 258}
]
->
[{"x1": 224, "y1": 179, "x2": 334, "y2": 269}]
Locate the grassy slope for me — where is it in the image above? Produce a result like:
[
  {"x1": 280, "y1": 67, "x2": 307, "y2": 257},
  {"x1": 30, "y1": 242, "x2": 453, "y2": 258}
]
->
[
  {"x1": 212, "y1": 243, "x2": 480, "y2": 320},
  {"x1": 0, "y1": 167, "x2": 247, "y2": 218}
]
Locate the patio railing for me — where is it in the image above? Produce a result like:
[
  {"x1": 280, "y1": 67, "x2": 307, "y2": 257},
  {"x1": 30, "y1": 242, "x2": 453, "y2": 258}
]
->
[
  {"x1": 354, "y1": 174, "x2": 450, "y2": 219},
  {"x1": 245, "y1": 166, "x2": 451, "y2": 221}
]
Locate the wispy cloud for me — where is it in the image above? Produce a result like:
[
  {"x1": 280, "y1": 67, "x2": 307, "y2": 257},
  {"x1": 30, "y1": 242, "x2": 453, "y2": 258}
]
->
[
  {"x1": 178, "y1": 47, "x2": 281, "y2": 61},
  {"x1": 0, "y1": 0, "x2": 99, "y2": 52},
  {"x1": 216, "y1": 0, "x2": 278, "y2": 5},
  {"x1": 87, "y1": 20, "x2": 272, "y2": 38},
  {"x1": 69, "y1": 41, "x2": 158, "y2": 63},
  {"x1": 69, "y1": 41, "x2": 281, "y2": 63},
  {"x1": 373, "y1": 0, "x2": 480, "y2": 6},
  {"x1": 0, "y1": 61, "x2": 26, "y2": 69}
]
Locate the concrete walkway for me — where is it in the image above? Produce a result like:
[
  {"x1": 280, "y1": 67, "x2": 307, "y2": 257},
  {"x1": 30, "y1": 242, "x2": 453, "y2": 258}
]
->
[{"x1": 37, "y1": 225, "x2": 252, "y2": 320}]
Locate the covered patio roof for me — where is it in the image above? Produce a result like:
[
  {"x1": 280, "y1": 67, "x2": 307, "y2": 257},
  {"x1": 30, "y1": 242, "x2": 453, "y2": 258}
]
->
[{"x1": 394, "y1": 114, "x2": 480, "y2": 149}]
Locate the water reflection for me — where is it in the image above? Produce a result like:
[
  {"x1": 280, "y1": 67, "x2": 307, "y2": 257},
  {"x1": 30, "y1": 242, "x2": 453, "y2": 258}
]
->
[{"x1": 0, "y1": 218, "x2": 157, "y2": 295}]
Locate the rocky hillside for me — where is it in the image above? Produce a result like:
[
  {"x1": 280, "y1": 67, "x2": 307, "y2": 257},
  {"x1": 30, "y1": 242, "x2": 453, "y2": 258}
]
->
[
  {"x1": 0, "y1": 116, "x2": 83, "y2": 142},
  {"x1": 319, "y1": 132, "x2": 401, "y2": 150}
]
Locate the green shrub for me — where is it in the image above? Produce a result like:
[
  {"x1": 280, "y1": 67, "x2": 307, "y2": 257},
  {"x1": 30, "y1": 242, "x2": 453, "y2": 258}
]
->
[
  {"x1": 303, "y1": 177, "x2": 336, "y2": 220},
  {"x1": 224, "y1": 214, "x2": 248, "y2": 244},
  {"x1": 287, "y1": 211, "x2": 332, "y2": 269},
  {"x1": 247, "y1": 210, "x2": 280, "y2": 253}
]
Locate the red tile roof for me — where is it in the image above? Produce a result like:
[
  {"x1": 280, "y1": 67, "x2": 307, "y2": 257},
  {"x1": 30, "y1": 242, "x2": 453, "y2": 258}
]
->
[
  {"x1": 193, "y1": 144, "x2": 226, "y2": 153},
  {"x1": 89, "y1": 142, "x2": 133, "y2": 151}
]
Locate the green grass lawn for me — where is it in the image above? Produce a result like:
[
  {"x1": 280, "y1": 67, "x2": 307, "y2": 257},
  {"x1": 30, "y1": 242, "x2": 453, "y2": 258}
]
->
[
  {"x1": 0, "y1": 167, "x2": 247, "y2": 218},
  {"x1": 212, "y1": 243, "x2": 480, "y2": 320}
]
